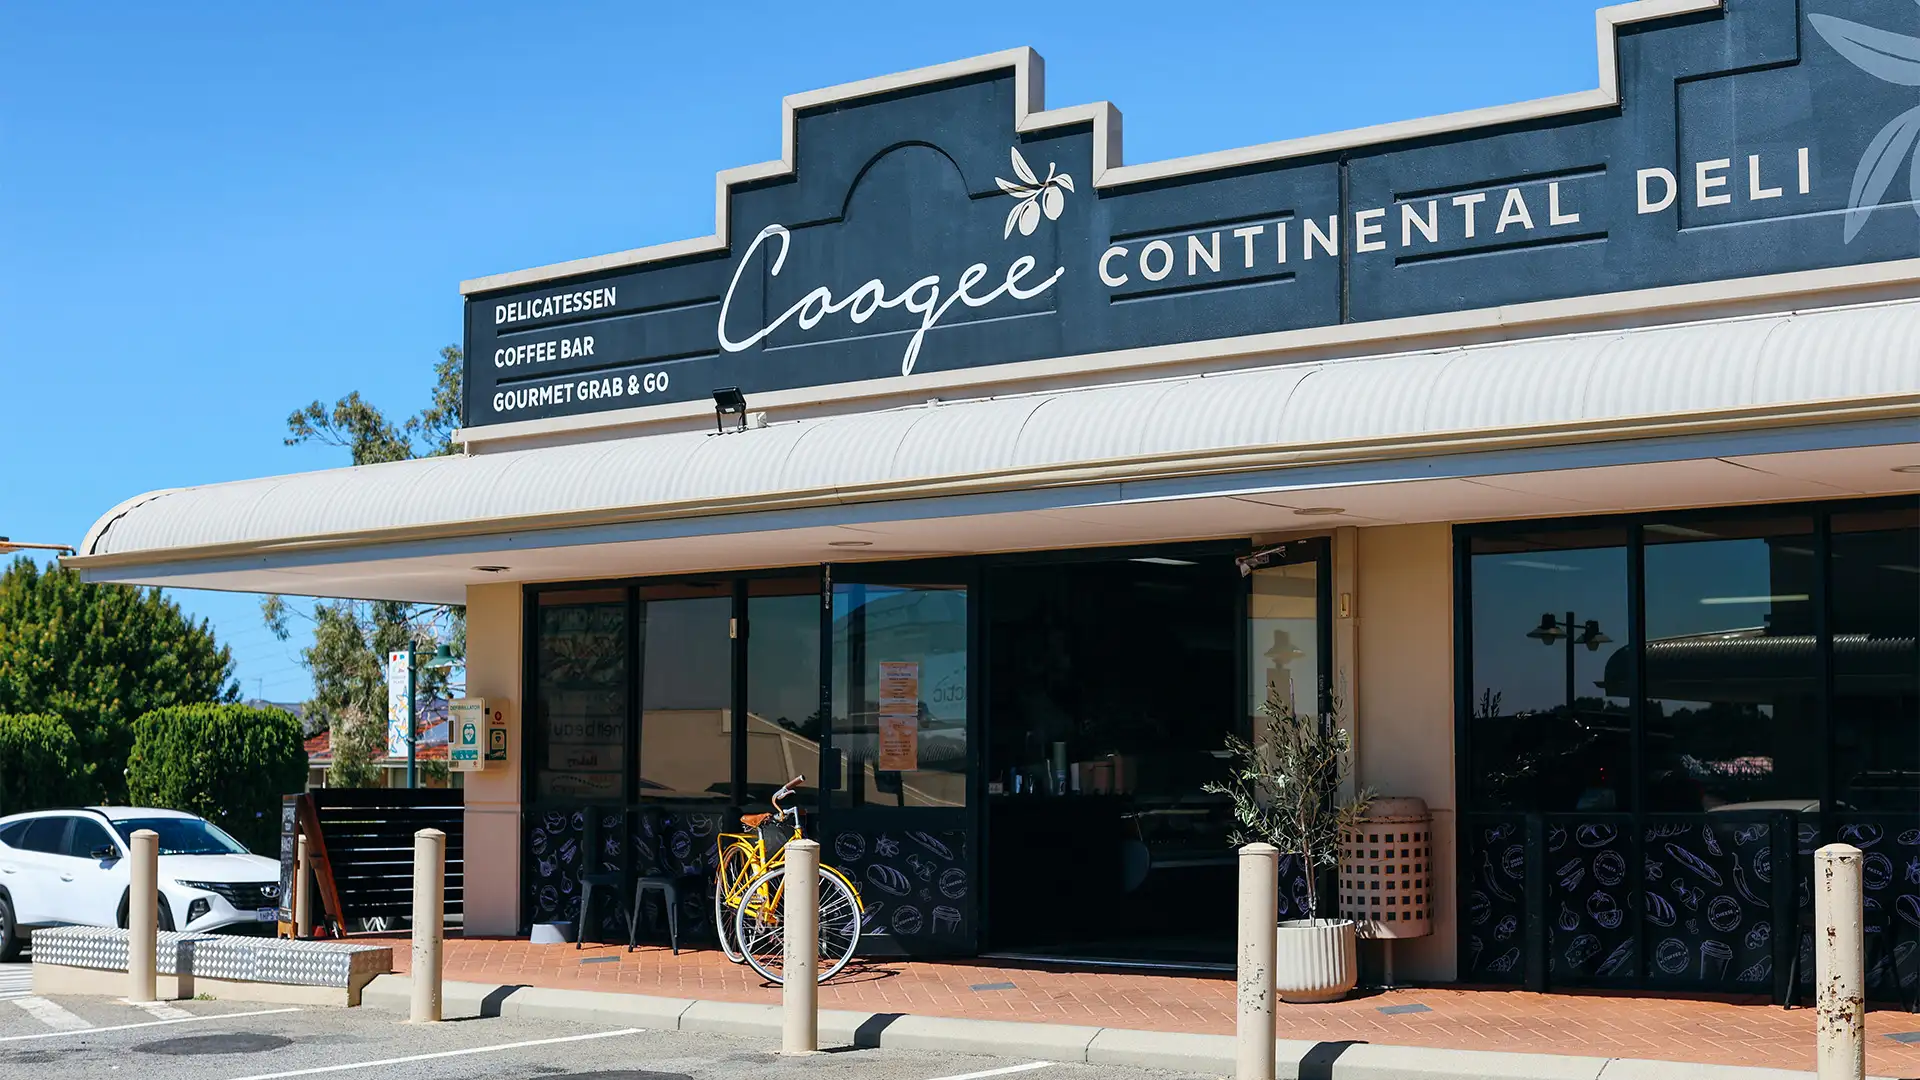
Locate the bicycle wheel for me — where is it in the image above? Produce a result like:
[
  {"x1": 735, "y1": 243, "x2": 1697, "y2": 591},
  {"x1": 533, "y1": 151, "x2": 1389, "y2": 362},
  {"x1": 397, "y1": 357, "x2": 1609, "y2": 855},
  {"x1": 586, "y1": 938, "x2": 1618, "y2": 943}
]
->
[
  {"x1": 734, "y1": 865, "x2": 863, "y2": 984},
  {"x1": 713, "y1": 841, "x2": 755, "y2": 964}
]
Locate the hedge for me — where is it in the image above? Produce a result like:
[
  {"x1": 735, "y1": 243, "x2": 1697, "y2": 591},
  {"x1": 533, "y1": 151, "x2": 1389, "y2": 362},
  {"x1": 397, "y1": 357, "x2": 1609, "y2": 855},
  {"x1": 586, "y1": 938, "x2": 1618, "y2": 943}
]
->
[
  {"x1": 126, "y1": 703, "x2": 307, "y2": 854},
  {"x1": 0, "y1": 712, "x2": 86, "y2": 814}
]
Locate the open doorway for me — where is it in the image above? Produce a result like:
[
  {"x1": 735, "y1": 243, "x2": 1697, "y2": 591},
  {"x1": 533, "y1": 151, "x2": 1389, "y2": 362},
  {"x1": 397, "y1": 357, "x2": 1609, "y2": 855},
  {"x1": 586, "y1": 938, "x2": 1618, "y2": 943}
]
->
[{"x1": 982, "y1": 546, "x2": 1247, "y2": 966}]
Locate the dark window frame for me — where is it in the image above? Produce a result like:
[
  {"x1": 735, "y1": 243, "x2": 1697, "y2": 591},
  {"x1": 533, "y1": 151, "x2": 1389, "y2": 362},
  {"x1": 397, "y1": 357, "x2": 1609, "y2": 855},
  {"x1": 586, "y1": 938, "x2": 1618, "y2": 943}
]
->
[
  {"x1": 522, "y1": 567, "x2": 826, "y2": 814},
  {"x1": 1456, "y1": 493, "x2": 1918, "y2": 818}
]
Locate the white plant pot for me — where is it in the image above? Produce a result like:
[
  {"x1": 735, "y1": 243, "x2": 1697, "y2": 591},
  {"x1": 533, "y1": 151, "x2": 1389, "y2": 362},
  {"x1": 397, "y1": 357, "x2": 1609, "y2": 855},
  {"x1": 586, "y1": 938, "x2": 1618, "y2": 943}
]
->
[{"x1": 1275, "y1": 919, "x2": 1357, "y2": 1003}]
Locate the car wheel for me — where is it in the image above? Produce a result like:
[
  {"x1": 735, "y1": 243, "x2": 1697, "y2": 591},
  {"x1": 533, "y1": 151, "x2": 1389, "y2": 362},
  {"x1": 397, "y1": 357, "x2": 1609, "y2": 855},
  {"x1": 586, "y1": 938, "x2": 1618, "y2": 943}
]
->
[
  {"x1": 117, "y1": 893, "x2": 177, "y2": 933},
  {"x1": 0, "y1": 893, "x2": 21, "y2": 962}
]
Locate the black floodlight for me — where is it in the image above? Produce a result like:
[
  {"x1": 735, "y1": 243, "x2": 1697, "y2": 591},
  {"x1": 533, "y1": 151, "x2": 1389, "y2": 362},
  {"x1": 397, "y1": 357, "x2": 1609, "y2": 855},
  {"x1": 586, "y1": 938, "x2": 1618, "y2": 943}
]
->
[{"x1": 712, "y1": 387, "x2": 747, "y2": 433}]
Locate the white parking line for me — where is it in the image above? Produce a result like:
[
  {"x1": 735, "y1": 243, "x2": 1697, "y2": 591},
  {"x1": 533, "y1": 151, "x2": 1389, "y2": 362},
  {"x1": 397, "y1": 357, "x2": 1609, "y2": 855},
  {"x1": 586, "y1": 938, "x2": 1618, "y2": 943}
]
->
[
  {"x1": 0, "y1": 967, "x2": 30, "y2": 1001},
  {"x1": 125, "y1": 998, "x2": 194, "y2": 1020},
  {"x1": 11, "y1": 995, "x2": 91, "y2": 1031},
  {"x1": 924, "y1": 1064, "x2": 1053, "y2": 1080},
  {"x1": 0, "y1": 1005, "x2": 300, "y2": 1042},
  {"x1": 220, "y1": 1027, "x2": 645, "y2": 1080}
]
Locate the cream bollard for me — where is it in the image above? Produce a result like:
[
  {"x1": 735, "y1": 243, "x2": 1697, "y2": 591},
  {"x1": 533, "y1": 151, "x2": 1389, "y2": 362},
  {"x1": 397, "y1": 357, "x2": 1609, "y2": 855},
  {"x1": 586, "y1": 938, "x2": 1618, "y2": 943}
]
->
[
  {"x1": 782, "y1": 839, "x2": 821, "y2": 1054},
  {"x1": 410, "y1": 828, "x2": 446, "y2": 1023},
  {"x1": 1816, "y1": 843, "x2": 1864, "y2": 1080},
  {"x1": 1237, "y1": 843, "x2": 1279, "y2": 1080},
  {"x1": 126, "y1": 829, "x2": 159, "y2": 1003}
]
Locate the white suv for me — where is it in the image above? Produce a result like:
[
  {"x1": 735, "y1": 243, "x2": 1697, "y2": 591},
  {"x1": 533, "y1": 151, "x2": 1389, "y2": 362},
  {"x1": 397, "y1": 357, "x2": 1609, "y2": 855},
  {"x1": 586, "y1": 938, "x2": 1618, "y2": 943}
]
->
[{"x1": 0, "y1": 807, "x2": 283, "y2": 959}]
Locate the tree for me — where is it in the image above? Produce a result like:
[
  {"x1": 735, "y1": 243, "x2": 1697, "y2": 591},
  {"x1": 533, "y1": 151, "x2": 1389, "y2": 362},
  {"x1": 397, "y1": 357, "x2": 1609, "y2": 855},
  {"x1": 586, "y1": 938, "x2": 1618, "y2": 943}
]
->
[
  {"x1": 126, "y1": 703, "x2": 307, "y2": 854},
  {"x1": 0, "y1": 713, "x2": 88, "y2": 814},
  {"x1": 266, "y1": 346, "x2": 466, "y2": 786},
  {"x1": 1204, "y1": 690, "x2": 1374, "y2": 923},
  {"x1": 0, "y1": 558, "x2": 237, "y2": 801},
  {"x1": 283, "y1": 345, "x2": 463, "y2": 465}
]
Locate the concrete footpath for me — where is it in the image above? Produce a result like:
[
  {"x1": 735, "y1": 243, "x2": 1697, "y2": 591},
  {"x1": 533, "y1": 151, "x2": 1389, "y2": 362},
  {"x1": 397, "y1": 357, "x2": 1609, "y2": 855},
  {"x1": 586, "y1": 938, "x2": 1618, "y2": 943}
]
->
[{"x1": 362, "y1": 975, "x2": 1886, "y2": 1080}]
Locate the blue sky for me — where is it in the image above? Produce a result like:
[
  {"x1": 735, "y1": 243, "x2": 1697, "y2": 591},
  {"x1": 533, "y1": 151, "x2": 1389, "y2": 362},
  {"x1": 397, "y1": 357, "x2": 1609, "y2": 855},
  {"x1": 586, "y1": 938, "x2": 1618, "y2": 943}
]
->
[{"x1": 1, "y1": 0, "x2": 1609, "y2": 704}]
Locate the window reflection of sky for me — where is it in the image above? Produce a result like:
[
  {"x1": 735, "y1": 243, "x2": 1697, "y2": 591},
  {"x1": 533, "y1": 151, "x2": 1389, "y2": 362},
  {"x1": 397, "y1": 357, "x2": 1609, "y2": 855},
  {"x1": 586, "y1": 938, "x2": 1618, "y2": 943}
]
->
[{"x1": 1472, "y1": 545, "x2": 1627, "y2": 716}]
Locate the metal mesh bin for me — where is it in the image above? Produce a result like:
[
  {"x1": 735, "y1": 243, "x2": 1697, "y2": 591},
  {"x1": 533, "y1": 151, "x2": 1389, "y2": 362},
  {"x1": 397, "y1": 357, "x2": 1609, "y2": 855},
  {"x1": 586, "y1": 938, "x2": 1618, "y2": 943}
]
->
[{"x1": 1338, "y1": 796, "x2": 1433, "y2": 939}]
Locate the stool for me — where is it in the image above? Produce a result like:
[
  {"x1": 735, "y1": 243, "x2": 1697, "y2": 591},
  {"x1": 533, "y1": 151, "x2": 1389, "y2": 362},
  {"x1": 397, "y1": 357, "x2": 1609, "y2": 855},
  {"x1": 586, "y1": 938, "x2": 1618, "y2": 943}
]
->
[
  {"x1": 575, "y1": 871, "x2": 625, "y2": 949},
  {"x1": 629, "y1": 876, "x2": 680, "y2": 954}
]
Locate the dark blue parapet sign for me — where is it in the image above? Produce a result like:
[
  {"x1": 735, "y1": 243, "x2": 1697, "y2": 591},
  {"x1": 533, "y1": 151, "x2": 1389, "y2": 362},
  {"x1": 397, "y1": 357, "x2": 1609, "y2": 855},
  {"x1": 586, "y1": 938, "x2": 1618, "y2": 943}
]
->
[{"x1": 462, "y1": 0, "x2": 1920, "y2": 430}]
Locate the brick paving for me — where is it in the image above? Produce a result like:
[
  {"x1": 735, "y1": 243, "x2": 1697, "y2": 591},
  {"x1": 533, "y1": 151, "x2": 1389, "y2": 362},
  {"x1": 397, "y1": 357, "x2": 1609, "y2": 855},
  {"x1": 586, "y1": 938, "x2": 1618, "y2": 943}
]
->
[{"x1": 362, "y1": 936, "x2": 1920, "y2": 1074}]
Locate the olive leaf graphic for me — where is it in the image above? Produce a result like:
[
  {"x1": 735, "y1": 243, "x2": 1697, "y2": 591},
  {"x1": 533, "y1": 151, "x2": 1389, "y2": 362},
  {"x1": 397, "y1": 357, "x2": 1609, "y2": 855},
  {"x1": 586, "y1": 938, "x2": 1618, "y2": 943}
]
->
[
  {"x1": 996, "y1": 145, "x2": 1074, "y2": 239},
  {"x1": 1809, "y1": 12, "x2": 1920, "y2": 240}
]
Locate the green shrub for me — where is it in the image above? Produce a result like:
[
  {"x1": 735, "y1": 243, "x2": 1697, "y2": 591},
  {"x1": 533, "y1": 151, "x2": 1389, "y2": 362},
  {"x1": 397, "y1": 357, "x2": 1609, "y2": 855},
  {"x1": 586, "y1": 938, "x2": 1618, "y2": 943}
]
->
[
  {"x1": 126, "y1": 703, "x2": 307, "y2": 854},
  {"x1": 0, "y1": 712, "x2": 86, "y2": 814},
  {"x1": 0, "y1": 557, "x2": 237, "y2": 802}
]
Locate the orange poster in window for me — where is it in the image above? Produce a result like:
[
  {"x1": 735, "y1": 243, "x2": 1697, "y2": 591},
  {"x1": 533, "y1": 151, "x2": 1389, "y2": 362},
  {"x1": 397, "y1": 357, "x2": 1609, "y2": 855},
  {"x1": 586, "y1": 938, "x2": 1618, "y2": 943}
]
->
[
  {"x1": 877, "y1": 661, "x2": 919, "y2": 771},
  {"x1": 878, "y1": 714, "x2": 918, "y2": 772}
]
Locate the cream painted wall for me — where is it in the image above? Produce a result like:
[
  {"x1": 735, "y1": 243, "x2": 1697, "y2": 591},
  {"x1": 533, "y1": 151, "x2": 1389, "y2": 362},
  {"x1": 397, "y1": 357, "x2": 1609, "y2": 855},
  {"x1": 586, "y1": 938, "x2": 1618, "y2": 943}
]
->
[
  {"x1": 1349, "y1": 522, "x2": 1457, "y2": 982},
  {"x1": 463, "y1": 582, "x2": 523, "y2": 936}
]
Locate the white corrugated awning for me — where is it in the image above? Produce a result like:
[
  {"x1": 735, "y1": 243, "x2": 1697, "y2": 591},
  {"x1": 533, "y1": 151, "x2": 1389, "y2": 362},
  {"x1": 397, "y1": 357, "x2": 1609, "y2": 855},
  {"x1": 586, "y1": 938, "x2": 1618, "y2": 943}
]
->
[{"x1": 70, "y1": 296, "x2": 1920, "y2": 600}]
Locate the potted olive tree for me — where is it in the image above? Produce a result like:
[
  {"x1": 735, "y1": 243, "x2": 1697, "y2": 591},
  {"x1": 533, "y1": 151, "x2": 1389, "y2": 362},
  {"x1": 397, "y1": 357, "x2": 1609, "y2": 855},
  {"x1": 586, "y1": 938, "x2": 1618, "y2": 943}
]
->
[{"x1": 1206, "y1": 689, "x2": 1373, "y2": 1003}]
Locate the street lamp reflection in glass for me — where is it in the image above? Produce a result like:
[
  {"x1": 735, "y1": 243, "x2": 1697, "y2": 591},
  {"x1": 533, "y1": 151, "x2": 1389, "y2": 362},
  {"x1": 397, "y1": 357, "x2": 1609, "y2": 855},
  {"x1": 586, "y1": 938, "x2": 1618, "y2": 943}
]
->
[{"x1": 1525, "y1": 611, "x2": 1612, "y2": 714}]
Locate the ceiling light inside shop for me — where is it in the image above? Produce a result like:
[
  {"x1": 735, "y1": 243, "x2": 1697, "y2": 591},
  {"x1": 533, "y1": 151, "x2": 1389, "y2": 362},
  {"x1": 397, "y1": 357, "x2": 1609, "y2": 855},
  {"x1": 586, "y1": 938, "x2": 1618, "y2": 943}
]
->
[
  {"x1": 1643, "y1": 523, "x2": 1720, "y2": 538},
  {"x1": 1698, "y1": 593, "x2": 1810, "y2": 605},
  {"x1": 828, "y1": 540, "x2": 873, "y2": 547},
  {"x1": 1891, "y1": 464, "x2": 1920, "y2": 473},
  {"x1": 1293, "y1": 507, "x2": 1345, "y2": 516},
  {"x1": 1129, "y1": 557, "x2": 1196, "y2": 566},
  {"x1": 471, "y1": 565, "x2": 509, "y2": 573}
]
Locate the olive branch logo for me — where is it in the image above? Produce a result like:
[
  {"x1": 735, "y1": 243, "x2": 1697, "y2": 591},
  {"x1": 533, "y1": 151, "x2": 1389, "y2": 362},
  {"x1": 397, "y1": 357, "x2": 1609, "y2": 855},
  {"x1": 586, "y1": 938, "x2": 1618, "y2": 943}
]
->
[
  {"x1": 1809, "y1": 10, "x2": 1920, "y2": 241},
  {"x1": 996, "y1": 146, "x2": 1073, "y2": 239}
]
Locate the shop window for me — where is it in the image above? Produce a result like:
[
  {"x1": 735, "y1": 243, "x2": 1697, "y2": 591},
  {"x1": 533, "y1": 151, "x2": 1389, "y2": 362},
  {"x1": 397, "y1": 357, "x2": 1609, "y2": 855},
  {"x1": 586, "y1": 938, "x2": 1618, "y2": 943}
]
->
[
  {"x1": 746, "y1": 578, "x2": 823, "y2": 806},
  {"x1": 1468, "y1": 529, "x2": 1631, "y2": 812},
  {"x1": 830, "y1": 582, "x2": 968, "y2": 808},
  {"x1": 637, "y1": 583, "x2": 733, "y2": 803},
  {"x1": 532, "y1": 590, "x2": 628, "y2": 803},
  {"x1": 1830, "y1": 507, "x2": 1920, "y2": 812},
  {"x1": 1642, "y1": 516, "x2": 1818, "y2": 812}
]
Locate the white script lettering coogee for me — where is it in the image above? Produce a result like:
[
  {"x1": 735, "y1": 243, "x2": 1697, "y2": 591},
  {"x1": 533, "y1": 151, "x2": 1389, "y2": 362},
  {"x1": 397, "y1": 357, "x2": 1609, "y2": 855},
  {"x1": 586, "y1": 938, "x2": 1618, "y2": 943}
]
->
[
  {"x1": 460, "y1": 1, "x2": 1920, "y2": 429},
  {"x1": 717, "y1": 148, "x2": 1070, "y2": 378}
]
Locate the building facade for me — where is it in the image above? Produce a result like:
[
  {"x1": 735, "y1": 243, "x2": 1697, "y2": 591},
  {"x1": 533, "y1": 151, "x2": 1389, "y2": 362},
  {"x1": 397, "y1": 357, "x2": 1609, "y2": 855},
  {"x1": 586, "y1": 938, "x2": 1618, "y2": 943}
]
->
[{"x1": 72, "y1": 0, "x2": 1918, "y2": 998}]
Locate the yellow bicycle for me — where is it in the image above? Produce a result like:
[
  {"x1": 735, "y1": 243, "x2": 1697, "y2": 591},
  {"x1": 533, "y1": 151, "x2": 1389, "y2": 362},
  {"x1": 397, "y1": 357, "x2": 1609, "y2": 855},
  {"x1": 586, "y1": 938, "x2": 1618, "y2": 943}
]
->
[{"x1": 713, "y1": 775, "x2": 864, "y2": 983}]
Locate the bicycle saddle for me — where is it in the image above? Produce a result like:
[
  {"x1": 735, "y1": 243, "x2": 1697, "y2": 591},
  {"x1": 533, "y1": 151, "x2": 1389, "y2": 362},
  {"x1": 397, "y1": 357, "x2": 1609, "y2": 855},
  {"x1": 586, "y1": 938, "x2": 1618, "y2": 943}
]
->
[{"x1": 740, "y1": 813, "x2": 773, "y2": 826}]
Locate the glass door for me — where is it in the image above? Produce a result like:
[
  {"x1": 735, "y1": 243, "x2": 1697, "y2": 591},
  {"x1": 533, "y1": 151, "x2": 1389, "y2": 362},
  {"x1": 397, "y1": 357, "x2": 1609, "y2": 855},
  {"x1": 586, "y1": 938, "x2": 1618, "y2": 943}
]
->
[
  {"x1": 822, "y1": 560, "x2": 977, "y2": 954},
  {"x1": 1246, "y1": 539, "x2": 1333, "y2": 926},
  {"x1": 636, "y1": 582, "x2": 734, "y2": 805},
  {"x1": 1247, "y1": 539, "x2": 1331, "y2": 720},
  {"x1": 745, "y1": 577, "x2": 826, "y2": 807}
]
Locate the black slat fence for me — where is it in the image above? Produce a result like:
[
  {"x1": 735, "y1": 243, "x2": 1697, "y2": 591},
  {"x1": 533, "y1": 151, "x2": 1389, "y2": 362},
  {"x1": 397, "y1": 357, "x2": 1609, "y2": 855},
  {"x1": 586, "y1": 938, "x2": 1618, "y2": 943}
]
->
[{"x1": 311, "y1": 788, "x2": 463, "y2": 927}]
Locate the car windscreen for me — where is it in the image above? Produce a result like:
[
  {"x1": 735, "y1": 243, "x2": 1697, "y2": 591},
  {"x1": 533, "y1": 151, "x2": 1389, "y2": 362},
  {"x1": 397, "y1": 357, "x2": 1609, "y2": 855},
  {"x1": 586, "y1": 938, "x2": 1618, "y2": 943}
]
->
[{"x1": 109, "y1": 817, "x2": 251, "y2": 856}]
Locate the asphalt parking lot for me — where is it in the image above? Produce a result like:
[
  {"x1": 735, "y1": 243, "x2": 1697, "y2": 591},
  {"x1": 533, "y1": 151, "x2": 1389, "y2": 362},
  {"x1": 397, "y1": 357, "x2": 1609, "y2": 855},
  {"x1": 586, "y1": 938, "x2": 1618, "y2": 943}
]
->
[{"x1": 0, "y1": 963, "x2": 1206, "y2": 1080}]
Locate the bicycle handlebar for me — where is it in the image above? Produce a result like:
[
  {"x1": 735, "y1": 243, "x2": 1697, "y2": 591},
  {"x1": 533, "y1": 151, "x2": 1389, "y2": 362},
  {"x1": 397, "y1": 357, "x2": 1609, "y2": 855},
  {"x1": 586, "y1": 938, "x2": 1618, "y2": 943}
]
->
[{"x1": 770, "y1": 775, "x2": 805, "y2": 820}]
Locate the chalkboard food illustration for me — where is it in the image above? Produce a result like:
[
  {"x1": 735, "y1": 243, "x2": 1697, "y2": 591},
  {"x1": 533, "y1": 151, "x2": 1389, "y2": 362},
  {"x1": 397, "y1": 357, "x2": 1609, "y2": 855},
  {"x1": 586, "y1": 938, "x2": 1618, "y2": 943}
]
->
[
  {"x1": 1655, "y1": 937, "x2": 1689, "y2": 975},
  {"x1": 828, "y1": 826, "x2": 970, "y2": 945},
  {"x1": 1643, "y1": 821, "x2": 1772, "y2": 987},
  {"x1": 1549, "y1": 819, "x2": 1634, "y2": 980},
  {"x1": 892, "y1": 906, "x2": 924, "y2": 935},
  {"x1": 865, "y1": 864, "x2": 912, "y2": 897},
  {"x1": 1465, "y1": 820, "x2": 1529, "y2": 983},
  {"x1": 834, "y1": 833, "x2": 866, "y2": 863}
]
